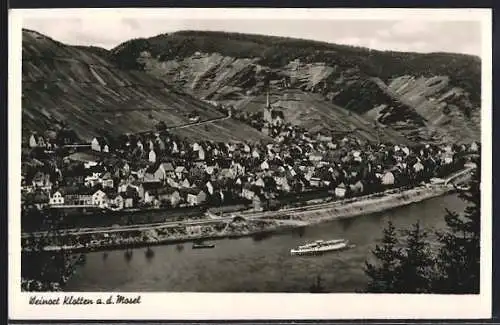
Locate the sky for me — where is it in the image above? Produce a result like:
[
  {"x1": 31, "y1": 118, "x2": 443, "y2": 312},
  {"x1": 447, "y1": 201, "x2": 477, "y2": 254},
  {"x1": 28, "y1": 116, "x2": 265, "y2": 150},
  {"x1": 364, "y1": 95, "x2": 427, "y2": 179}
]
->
[{"x1": 22, "y1": 15, "x2": 482, "y2": 56}]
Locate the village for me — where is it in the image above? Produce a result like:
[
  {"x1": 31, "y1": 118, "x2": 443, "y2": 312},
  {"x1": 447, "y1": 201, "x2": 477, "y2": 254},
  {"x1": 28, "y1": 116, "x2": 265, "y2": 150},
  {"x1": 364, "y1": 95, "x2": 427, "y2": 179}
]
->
[
  {"x1": 21, "y1": 122, "x2": 479, "y2": 225},
  {"x1": 20, "y1": 85, "x2": 480, "y2": 225}
]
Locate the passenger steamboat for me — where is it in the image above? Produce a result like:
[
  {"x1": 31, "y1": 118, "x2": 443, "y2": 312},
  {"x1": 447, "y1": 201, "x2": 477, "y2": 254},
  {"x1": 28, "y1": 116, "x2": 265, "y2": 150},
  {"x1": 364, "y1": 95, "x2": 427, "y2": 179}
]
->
[{"x1": 290, "y1": 239, "x2": 351, "y2": 256}]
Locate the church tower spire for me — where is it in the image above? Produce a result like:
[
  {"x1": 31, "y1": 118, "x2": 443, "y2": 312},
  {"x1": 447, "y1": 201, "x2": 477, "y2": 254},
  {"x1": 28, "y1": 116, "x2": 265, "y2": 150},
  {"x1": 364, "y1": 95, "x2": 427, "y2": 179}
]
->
[
  {"x1": 263, "y1": 81, "x2": 272, "y2": 124},
  {"x1": 266, "y1": 86, "x2": 270, "y2": 108}
]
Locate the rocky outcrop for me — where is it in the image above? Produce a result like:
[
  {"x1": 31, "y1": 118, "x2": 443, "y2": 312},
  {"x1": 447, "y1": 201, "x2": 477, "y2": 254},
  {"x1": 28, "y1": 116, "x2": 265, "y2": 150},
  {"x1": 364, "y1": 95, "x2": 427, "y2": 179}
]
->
[{"x1": 109, "y1": 31, "x2": 481, "y2": 143}]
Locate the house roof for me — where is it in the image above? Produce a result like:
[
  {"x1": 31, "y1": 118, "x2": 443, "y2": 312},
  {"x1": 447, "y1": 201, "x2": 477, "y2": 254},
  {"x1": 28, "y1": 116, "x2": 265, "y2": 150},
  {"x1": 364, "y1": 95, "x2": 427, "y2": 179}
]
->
[
  {"x1": 33, "y1": 192, "x2": 49, "y2": 203},
  {"x1": 107, "y1": 192, "x2": 122, "y2": 200},
  {"x1": 141, "y1": 180, "x2": 163, "y2": 190},
  {"x1": 175, "y1": 166, "x2": 186, "y2": 173},
  {"x1": 161, "y1": 162, "x2": 175, "y2": 171},
  {"x1": 157, "y1": 186, "x2": 179, "y2": 196},
  {"x1": 56, "y1": 186, "x2": 80, "y2": 196}
]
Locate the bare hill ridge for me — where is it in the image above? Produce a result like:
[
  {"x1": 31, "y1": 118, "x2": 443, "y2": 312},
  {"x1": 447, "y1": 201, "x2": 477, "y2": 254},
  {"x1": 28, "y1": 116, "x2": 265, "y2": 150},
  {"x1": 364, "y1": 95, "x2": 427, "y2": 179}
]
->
[
  {"x1": 110, "y1": 30, "x2": 481, "y2": 143},
  {"x1": 22, "y1": 29, "x2": 270, "y2": 143}
]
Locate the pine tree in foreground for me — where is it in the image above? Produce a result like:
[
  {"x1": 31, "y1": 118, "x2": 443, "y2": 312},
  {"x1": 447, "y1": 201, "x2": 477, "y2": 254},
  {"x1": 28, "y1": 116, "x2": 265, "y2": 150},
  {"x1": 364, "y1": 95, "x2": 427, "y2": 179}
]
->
[
  {"x1": 396, "y1": 221, "x2": 435, "y2": 293},
  {"x1": 364, "y1": 221, "x2": 402, "y2": 293},
  {"x1": 434, "y1": 158, "x2": 480, "y2": 294},
  {"x1": 364, "y1": 157, "x2": 481, "y2": 294}
]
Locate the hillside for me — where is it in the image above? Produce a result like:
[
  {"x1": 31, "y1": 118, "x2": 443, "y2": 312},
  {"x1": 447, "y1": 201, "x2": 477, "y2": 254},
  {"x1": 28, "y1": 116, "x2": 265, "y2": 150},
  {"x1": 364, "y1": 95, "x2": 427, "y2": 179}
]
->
[
  {"x1": 21, "y1": 29, "x2": 270, "y2": 143},
  {"x1": 110, "y1": 30, "x2": 482, "y2": 143}
]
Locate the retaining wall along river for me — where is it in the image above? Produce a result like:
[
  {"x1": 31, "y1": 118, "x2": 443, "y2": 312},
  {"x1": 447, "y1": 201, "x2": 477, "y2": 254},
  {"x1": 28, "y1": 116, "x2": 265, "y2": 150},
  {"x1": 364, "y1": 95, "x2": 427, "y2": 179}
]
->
[{"x1": 22, "y1": 183, "x2": 453, "y2": 254}]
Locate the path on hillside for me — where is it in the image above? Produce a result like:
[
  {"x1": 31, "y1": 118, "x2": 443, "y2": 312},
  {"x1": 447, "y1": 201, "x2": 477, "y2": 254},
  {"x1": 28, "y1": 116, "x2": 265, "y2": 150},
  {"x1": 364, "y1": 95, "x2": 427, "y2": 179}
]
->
[{"x1": 167, "y1": 115, "x2": 231, "y2": 130}]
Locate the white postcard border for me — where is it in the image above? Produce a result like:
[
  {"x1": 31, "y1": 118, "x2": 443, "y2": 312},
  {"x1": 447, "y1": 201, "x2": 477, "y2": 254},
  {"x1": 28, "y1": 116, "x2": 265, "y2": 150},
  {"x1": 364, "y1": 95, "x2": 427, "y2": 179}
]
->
[{"x1": 8, "y1": 8, "x2": 493, "y2": 320}]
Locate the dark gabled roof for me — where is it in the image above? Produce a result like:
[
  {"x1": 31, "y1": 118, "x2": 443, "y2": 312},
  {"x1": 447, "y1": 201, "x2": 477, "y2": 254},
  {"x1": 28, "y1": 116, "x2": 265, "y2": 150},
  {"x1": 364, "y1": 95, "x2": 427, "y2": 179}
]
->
[
  {"x1": 56, "y1": 186, "x2": 79, "y2": 196},
  {"x1": 141, "y1": 180, "x2": 163, "y2": 190},
  {"x1": 93, "y1": 136, "x2": 108, "y2": 145},
  {"x1": 157, "y1": 186, "x2": 179, "y2": 196},
  {"x1": 33, "y1": 192, "x2": 49, "y2": 203},
  {"x1": 271, "y1": 110, "x2": 284, "y2": 119},
  {"x1": 145, "y1": 164, "x2": 157, "y2": 174}
]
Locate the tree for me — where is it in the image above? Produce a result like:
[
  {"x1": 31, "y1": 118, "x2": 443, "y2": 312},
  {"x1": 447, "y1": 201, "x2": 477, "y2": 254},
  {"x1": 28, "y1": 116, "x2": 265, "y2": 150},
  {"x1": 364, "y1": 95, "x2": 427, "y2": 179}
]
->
[
  {"x1": 433, "y1": 158, "x2": 480, "y2": 293},
  {"x1": 396, "y1": 221, "x2": 435, "y2": 293},
  {"x1": 364, "y1": 158, "x2": 481, "y2": 294},
  {"x1": 155, "y1": 121, "x2": 168, "y2": 132},
  {"x1": 364, "y1": 221, "x2": 402, "y2": 292}
]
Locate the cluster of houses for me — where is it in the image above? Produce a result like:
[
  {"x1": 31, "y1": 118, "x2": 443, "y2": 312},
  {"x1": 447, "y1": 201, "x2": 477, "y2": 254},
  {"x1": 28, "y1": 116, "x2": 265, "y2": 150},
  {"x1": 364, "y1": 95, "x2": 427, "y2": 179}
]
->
[{"x1": 22, "y1": 117, "x2": 480, "y2": 215}]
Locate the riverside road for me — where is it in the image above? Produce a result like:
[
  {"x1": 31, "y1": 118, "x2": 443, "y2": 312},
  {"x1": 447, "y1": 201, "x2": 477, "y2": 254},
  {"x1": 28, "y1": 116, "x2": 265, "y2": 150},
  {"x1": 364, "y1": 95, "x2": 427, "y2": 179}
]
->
[{"x1": 22, "y1": 167, "x2": 473, "y2": 240}]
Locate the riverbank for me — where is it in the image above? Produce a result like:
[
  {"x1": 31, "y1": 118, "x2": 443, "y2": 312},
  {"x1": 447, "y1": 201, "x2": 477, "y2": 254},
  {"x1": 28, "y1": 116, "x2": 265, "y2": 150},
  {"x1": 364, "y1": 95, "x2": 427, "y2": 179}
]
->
[
  {"x1": 22, "y1": 183, "x2": 454, "y2": 254},
  {"x1": 64, "y1": 193, "x2": 466, "y2": 293}
]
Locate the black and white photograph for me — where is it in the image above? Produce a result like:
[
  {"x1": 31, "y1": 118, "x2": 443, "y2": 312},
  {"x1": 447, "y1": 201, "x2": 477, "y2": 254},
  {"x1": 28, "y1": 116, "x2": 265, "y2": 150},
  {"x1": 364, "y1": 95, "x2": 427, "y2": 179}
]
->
[{"x1": 9, "y1": 8, "x2": 492, "y2": 320}]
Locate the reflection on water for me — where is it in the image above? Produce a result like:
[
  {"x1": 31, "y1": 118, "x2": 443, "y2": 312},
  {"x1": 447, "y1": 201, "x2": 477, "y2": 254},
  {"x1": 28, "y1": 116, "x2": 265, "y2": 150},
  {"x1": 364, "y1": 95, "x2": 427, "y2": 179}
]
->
[{"x1": 65, "y1": 194, "x2": 466, "y2": 292}]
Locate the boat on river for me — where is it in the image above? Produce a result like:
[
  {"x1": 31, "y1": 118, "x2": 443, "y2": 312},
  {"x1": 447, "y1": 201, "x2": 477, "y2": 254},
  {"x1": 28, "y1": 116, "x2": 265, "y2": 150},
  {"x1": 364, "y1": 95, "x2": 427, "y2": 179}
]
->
[
  {"x1": 192, "y1": 241, "x2": 216, "y2": 249},
  {"x1": 290, "y1": 239, "x2": 351, "y2": 256}
]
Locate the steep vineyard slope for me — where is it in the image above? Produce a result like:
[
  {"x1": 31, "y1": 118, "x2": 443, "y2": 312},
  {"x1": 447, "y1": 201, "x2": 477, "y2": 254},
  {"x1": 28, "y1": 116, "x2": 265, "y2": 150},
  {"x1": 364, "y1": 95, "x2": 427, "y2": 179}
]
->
[
  {"x1": 110, "y1": 31, "x2": 481, "y2": 143},
  {"x1": 22, "y1": 29, "x2": 269, "y2": 143},
  {"x1": 236, "y1": 88, "x2": 410, "y2": 144}
]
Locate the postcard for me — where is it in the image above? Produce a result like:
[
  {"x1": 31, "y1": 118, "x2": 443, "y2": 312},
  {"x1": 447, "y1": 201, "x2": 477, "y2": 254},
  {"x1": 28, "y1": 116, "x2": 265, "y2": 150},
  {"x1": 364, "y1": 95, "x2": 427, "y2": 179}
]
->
[{"x1": 9, "y1": 7, "x2": 492, "y2": 320}]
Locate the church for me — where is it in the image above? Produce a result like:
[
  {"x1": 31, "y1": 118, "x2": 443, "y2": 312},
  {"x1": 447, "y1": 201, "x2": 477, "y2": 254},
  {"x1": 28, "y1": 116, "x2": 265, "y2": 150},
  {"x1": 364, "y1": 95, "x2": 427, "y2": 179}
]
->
[{"x1": 263, "y1": 86, "x2": 285, "y2": 127}]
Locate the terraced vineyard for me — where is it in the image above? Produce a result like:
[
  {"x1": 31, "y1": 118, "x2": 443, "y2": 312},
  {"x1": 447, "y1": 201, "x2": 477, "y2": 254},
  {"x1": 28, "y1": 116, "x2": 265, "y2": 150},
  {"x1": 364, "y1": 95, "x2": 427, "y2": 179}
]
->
[
  {"x1": 110, "y1": 31, "x2": 481, "y2": 144},
  {"x1": 22, "y1": 29, "x2": 269, "y2": 143},
  {"x1": 236, "y1": 89, "x2": 411, "y2": 145}
]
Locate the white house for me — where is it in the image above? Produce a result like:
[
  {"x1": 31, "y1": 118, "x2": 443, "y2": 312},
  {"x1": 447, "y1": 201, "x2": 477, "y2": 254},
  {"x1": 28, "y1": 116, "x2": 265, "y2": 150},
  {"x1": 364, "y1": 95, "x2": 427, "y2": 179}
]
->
[
  {"x1": 91, "y1": 138, "x2": 101, "y2": 152},
  {"x1": 260, "y1": 160, "x2": 270, "y2": 170},
  {"x1": 103, "y1": 144, "x2": 109, "y2": 153},
  {"x1": 181, "y1": 178, "x2": 191, "y2": 188},
  {"x1": 137, "y1": 140, "x2": 144, "y2": 151},
  {"x1": 253, "y1": 195, "x2": 263, "y2": 211},
  {"x1": 206, "y1": 181, "x2": 214, "y2": 195},
  {"x1": 335, "y1": 183, "x2": 346, "y2": 198},
  {"x1": 309, "y1": 177, "x2": 321, "y2": 187},
  {"x1": 149, "y1": 150, "x2": 157, "y2": 163},
  {"x1": 198, "y1": 147, "x2": 206, "y2": 160},
  {"x1": 186, "y1": 190, "x2": 207, "y2": 206},
  {"x1": 381, "y1": 171, "x2": 395, "y2": 186},
  {"x1": 101, "y1": 174, "x2": 114, "y2": 188},
  {"x1": 254, "y1": 178, "x2": 265, "y2": 188},
  {"x1": 92, "y1": 190, "x2": 108, "y2": 208},
  {"x1": 168, "y1": 191, "x2": 182, "y2": 207},
  {"x1": 470, "y1": 141, "x2": 479, "y2": 152},
  {"x1": 242, "y1": 187, "x2": 255, "y2": 200},
  {"x1": 29, "y1": 134, "x2": 38, "y2": 148},
  {"x1": 350, "y1": 180, "x2": 364, "y2": 195},
  {"x1": 175, "y1": 166, "x2": 187, "y2": 179},
  {"x1": 84, "y1": 161, "x2": 98, "y2": 169},
  {"x1": 309, "y1": 152, "x2": 323, "y2": 162},
  {"x1": 171, "y1": 141, "x2": 178, "y2": 154},
  {"x1": 144, "y1": 191, "x2": 156, "y2": 204},
  {"x1": 49, "y1": 191, "x2": 65, "y2": 206},
  {"x1": 84, "y1": 175, "x2": 101, "y2": 188},
  {"x1": 413, "y1": 161, "x2": 424, "y2": 172}
]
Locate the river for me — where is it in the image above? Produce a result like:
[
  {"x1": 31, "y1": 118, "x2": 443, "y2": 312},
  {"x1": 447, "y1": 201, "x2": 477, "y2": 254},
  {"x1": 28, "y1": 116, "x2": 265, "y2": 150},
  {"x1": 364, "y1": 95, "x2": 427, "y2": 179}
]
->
[{"x1": 65, "y1": 194, "x2": 466, "y2": 292}]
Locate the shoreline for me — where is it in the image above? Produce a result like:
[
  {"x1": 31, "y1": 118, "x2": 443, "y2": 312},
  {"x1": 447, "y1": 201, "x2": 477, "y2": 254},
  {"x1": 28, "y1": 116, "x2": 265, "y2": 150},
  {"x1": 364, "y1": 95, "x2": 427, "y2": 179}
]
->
[{"x1": 23, "y1": 184, "x2": 455, "y2": 254}]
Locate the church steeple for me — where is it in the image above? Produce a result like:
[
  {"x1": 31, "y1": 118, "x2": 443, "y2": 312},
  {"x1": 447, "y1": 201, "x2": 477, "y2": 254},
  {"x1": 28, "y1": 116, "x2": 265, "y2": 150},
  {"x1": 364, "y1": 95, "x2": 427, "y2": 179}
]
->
[
  {"x1": 263, "y1": 84, "x2": 272, "y2": 124},
  {"x1": 266, "y1": 87, "x2": 270, "y2": 109}
]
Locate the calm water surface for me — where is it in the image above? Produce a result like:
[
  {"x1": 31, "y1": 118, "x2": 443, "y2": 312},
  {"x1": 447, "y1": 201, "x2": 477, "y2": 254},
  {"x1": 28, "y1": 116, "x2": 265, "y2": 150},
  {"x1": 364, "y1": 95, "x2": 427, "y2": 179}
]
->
[{"x1": 65, "y1": 194, "x2": 466, "y2": 292}]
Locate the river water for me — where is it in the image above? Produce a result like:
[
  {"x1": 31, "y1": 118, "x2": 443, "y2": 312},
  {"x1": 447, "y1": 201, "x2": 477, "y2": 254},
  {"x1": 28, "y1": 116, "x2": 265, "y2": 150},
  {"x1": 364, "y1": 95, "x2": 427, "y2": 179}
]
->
[{"x1": 65, "y1": 194, "x2": 466, "y2": 292}]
